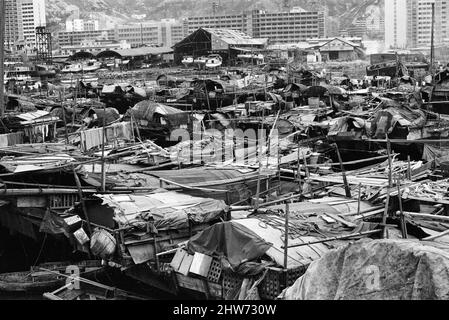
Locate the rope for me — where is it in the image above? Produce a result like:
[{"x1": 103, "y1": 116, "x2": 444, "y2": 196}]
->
[{"x1": 32, "y1": 233, "x2": 47, "y2": 268}]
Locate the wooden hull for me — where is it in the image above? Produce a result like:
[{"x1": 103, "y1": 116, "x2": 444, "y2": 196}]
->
[
  {"x1": 0, "y1": 261, "x2": 104, "y2": 293},
  {"x1": 0, "y1": 272, "x2": 64, "y2": 292},
  {"x1": 206, "y1": 63, "x2": 222, "y2": 69},
  {"x1": 366, "y1": 65, "x2": 397, "y2": 77},
  {"x1": 43, "y1": 278, "x2": 148, "y2": 300}
]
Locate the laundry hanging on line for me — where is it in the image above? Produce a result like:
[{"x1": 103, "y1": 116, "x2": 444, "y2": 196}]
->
[
  {"x1": 80, "y1": 122, "x2": 133, "y2": 151},
  {"x1": 0, "y1": 132, "x2": 24, "y2": 147}
]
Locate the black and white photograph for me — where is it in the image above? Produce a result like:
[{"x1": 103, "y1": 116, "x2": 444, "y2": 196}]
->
[{"x1": 0, "y1": 0, "x2": 447, "y2": 309}]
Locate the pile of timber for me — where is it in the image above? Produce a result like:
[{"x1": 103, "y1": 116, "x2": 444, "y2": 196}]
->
[
  {"x1": 312, "y1": 160, "x2": 429, "y2": 186},
  {"x1": 402, "y1": 179, "x2": 449, "y2": 204},
  {"x1": 107, "y1": 140, "x2": 171, "y2": 165}
]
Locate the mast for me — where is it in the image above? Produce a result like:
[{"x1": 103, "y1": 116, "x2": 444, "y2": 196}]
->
[{"x1": 0, "y1": 0, "x2": 5, "y2": 118}]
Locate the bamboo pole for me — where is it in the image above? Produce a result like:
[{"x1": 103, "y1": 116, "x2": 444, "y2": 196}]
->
[
  {"x1": 297, "y1": 142, "x2": 303, "y2": 193},
  {"x1": 386, "y1": 136, "x2": 393, "y2": 188},
  {"x1": 231, "y1": 193, "x2": 304, "y2": 211},
  {"x1": 254, "y1": 109, "x2": 265, "y2": 210},
  {"x1": 60, "y1": 99, "x2": 69, "y2": 145},
  {"x1": 402, "y1": 211, "x2": 449, "y2": 222},
  {"x1": 357, "y1": 183, "x2": 362, "y2": 215},
  {"x1": 100, "y1": 104, "x2": 106, "y2": 192},
  {"x1": 0, "y1": 188, "x2": 98, "y2": 195},
  {"x1": 380, "y1": 136, "x2": 394, "y2": 239},
  {"x1": 72, "y1": 78, "x2": 78, "y2": 126},
  {"x1": 351, "y1": 208, "x2": 385, "y2": 221},
  {"x1": 72, "y1": 166, "x2": 93, "y2": 238},
  {"x1": 340, "y1": 206, "x2": 384, "y2": 217},
  {"x1": 333, "y1": 143, "x2": 351, "y2": 198},
  {"x1": 279, "y1": 154, "x2": 393, "y2": 170},
  {"x1": 407, "y1": 155, "x2": 412, "y2": 180},
  {"x1": 423, "y1": 229, "x2": 449, "y2": 241},
  {"x1": 284, "y1": 202, "x2": 289, "y2": 269},
  {"x1": 396, "y1": 176, "x2": 407, "y2": 239},
  {"x1": 158, "y1": 177, "x2": 227, "y2": 193},
  {"x1": 284, "y1": 230, "x2": 382, "y2": 249}
]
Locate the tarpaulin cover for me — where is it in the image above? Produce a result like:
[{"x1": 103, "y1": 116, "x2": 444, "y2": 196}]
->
[
  {"x1": 303, "y1": 86, "x2": 328, "y2": 97},
  {"x1": 423, "y1": 144, "x2": 449, "y2": 165},
  {"x1": 279, "y1": 239, "x2": 449, "y2": 300},
  {"x1": 96, "y1": 192, "x2": 227, "y2": 230},
  {"x1": 40, "y1": 210, "x2": 68, "y2": 235},
  {"x1": 149, "y1": 168, "x2": 256, "y2": 186},
  {"x1": 89, "y1": 108, "x2": 120, "y2": 126},
  {"x1": 384, "y1": 106, "x2": 426, "y2": 128},
  {"x1": 126, "y1": 100, "x2": 190, "y2": 128},
  {"x1": 371, "y1": 105, "x2": 426, "y2": 139},
  {"x1": 187, "y1": 221, "x2": 272, "y2": 269}
]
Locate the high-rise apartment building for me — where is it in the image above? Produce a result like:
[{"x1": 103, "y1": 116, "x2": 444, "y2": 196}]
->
[
  {"x1": 19, "y1": 0, "x2": 46, "y2": 48},
  {"x1": 185, "y1": 9, "x2": 326, "y2": 44},
  {"x1": 415, "y1": 0, "x2": 449, "y2": 47},
  {"x1": 5, "y1": 0, "x2": 20, "y2": 50},
  {"x1": 114, "y1": 19, "x2": 187, "y2": 48},
  {"x1": 58, "y1": 29, "x2": 115, "y2": 47},
  {"x1": 186, "y1": 13, "x2": 250, "y2": 35},
  {"x1": 66, "y1": 19, "x2": 100, "y2": 32},
  {"x1": 385, "y1": 0, "x2": 408, "y2": 49},
  {"x1": 58, "y1": 19, "x2": 186, "y2": 50},
  {"x1": 114, "y1": 22, "x2": 162, "y2": 47},
  {"x1": 160, "y1": 19, "x2": 187, "y2": 48},
  {"x1": 386, "y1": 0, "x2": 449, "y2": 49},
  {"x1": 4, "y1": 0, "x2": 46, "y2": 50},
  {"x1": 251, "y1": 10, "x2": 326, "y2": 43}
]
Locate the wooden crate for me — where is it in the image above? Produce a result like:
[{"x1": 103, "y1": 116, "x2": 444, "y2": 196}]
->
[
  {"x1": 173, "y1": 263, "x2": 307, "y2": 300},
  {"x1": 49, "y1": 194, "x2": 79, "y2": 210}
]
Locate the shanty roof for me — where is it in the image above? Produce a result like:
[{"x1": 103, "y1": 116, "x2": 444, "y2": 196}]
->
[
  {"x1": 234, "y1": 217, "x2": 330, "y2": 268},
  {"x1": 16, "y1": 110, "x2": 51, "y2": 121},
  {"x1": 0, "y1": 154, "x2": 76, "y2": 174},
  {"x1": 15, "y1": 110, "x2": 60, "y2": 125},
  {"x1": 173, "y1": 28, "x2": 267, "y2": 49},
  {"x1": 131, "y1": 100, "x2": 185, "y2": 117},
  {"x1": 203, "y1": 28, "x2": 268, "y2": 46},
  {"x1": 321, "y1": 37, "x2": 361, "y2": 48},
  {"x1": 187, "y1": 215, "x2": 335, "y2": 269},
  {"x1": 95, "y1": 191, "x2": 227, "y2": 230}
]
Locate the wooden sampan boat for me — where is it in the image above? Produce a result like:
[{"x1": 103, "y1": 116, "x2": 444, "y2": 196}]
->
[{"x1": 0, "y1": 260, "x2": 104, "y2": 293}]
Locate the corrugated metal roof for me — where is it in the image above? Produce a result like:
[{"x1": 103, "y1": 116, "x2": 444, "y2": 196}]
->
[
  {"x1": 203, "y1": 28, "x2": 268, "y2": 46},
  {"x1": 0, "y1": 154, "x2": 76, "y2": 174},
  {"x1": 233, "y1": 218, "x2": 330, "y2": 268},
  {"x1": 16, "y1": 110, "x2": 50, "y2": 121},
  {"x1": 149, "y1": 167, "x2": 258, "y2": 187}
]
